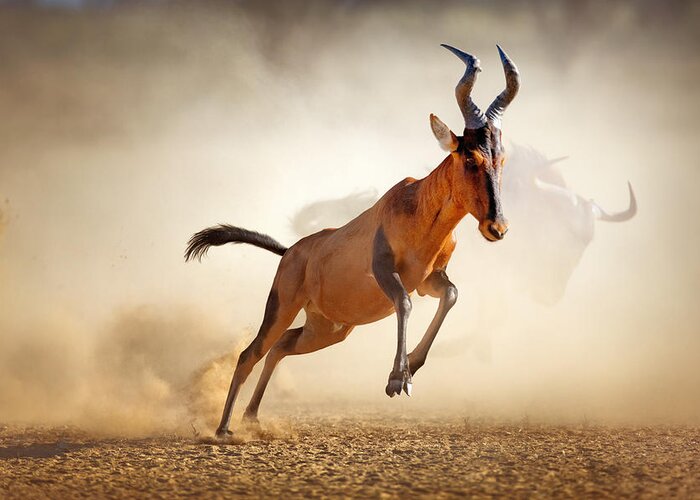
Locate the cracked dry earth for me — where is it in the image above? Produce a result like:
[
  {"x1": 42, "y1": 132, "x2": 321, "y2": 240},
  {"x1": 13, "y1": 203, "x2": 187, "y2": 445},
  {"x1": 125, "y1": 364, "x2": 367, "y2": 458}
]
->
[{"x1": 1, "y1": 416, "x2": 699, "y2": 498}]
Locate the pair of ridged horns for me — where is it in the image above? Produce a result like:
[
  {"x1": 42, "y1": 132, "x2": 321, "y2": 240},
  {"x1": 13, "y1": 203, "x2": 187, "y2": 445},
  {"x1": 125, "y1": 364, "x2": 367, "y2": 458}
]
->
[{"x1": 442, "y1": 44, "x2": 520, "y2": 130}]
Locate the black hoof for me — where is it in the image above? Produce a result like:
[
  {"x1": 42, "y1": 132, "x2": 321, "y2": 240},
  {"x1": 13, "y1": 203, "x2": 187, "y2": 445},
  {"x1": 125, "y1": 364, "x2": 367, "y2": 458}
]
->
[
  {"x1": 385, "y1": 369, "x2": 412, "y2": 397},
  {"x1": 215, "y1": 428, "x2": 233, "y2": 439},
  {"x1": 386, "y1": 379, "x2": 403, "y2": 397}
]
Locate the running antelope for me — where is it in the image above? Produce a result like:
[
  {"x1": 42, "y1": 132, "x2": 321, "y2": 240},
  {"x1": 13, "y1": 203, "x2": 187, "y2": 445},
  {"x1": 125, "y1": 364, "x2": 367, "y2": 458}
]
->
[
  {"x1": 291, "y1": 146, "x2": 637, "y2": 306},
  {"x1": 186, "y1": 44, "x2": 520, "y2": 437}
]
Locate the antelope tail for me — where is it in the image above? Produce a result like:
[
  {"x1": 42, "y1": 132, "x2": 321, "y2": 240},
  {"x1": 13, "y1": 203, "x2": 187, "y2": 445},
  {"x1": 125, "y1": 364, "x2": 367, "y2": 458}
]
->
[{"x1": 184, "y1": 224, "x2": 288, "y2": 262}]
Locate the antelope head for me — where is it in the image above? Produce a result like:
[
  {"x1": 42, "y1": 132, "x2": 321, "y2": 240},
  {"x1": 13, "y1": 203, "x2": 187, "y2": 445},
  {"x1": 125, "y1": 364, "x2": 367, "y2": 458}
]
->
[{"x1": 430, "y1": 44, "x2": 520, "y2": 242}]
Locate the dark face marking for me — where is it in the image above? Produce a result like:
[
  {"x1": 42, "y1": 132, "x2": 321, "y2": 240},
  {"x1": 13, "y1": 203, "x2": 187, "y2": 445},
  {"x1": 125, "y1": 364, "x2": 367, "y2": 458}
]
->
[
  {"x1": 483, "y1": 169, "x2": 500, "y2": 221},
  {"x1": 460, "y1": 125, "x2": 505, "y2": 223}
]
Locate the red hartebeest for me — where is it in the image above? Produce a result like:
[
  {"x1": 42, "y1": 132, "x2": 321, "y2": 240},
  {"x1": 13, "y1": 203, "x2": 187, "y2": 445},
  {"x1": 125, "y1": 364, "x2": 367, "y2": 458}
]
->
[{"x1": 186, "y1": 44, "x2": 520, "y2": 437}]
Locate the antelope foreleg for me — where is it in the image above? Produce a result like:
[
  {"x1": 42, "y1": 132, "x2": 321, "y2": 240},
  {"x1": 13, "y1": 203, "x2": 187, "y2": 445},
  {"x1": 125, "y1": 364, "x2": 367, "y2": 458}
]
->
[
  {"x1": 372, "y1": 227, "x2": 412, "y2": 397},
  {"x1": 408, "y1": 269, "x2": 458, "y2": 376}
]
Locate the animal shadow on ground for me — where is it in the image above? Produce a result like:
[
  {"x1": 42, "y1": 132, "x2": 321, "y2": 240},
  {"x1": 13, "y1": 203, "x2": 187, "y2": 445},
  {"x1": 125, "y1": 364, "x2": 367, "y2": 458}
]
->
[{"x1": 0, "y1": 441, "x2": 90, "y2": 459}]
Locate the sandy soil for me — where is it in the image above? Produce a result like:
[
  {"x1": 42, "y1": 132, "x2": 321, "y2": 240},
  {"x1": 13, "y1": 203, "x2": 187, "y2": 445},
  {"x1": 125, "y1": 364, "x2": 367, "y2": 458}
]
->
[{"x1": 1, "y1": 415, "x2": 698, "y2": 499}]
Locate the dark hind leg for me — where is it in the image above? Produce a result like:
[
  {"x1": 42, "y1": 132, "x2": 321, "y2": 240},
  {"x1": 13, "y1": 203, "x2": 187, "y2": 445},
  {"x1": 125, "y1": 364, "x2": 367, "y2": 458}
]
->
[
  {"x1": 408, "y1": 269, "x2": 458, "y2": 376},
  {"x1": 215, "y1": 289, "x2": 302, "y2": 437},
  {"x1": 243, "y1": 312, "x2": 354, "y2": 422}
]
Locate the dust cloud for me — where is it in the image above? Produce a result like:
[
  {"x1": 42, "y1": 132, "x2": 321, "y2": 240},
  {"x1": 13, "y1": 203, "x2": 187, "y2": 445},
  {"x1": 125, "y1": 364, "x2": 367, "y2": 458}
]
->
[{"x1": 0, "y1": 0, "x2": 698, "y2": 435}]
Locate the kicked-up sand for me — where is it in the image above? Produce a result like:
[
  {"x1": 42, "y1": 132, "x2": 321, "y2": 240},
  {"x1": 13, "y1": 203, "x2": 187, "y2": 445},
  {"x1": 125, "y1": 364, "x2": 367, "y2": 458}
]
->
[{"x1": 1, "y1": 414, "x2": 698, "y2": 499}]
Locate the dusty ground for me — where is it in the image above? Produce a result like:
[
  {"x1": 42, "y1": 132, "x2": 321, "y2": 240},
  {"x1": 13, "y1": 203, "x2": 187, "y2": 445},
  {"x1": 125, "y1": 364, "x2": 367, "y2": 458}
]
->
[{"x1": 1, "y1": 415, "x2": 698, "y2": 499}]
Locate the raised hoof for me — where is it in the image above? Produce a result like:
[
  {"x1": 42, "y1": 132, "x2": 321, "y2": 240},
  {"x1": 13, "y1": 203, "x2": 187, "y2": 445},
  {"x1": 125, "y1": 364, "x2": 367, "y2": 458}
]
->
[
  {"x1": 385, "y1": 370, "x2": 412, "y2": 398},
  {"x1": 385, "y1": 379, "x2": 403, "y2": 397}
]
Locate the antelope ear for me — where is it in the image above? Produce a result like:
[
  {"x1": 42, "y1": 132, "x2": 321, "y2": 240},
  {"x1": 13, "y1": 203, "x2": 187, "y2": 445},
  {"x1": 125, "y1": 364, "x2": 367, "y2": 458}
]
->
[{"x1": 430, "y1": 114, "x2": 459, "y2": 152}]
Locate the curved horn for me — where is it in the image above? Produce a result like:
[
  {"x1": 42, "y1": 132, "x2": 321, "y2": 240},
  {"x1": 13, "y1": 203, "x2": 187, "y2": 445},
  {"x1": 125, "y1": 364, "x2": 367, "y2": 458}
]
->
[
  {"x1": 485, "y1": 45, "x2": 521, "y2": 128},
  {"x1": 591, "y1": 182, "x2": 637, "y2": 222},
  {"x1": 441, "y1": 44, "x2": 486, "y2": 130},
  {"x1": 534, "y1": 177, "x2": 579, "y2": 206},
  {"x1": 546, "y1": 155, "x2": 569, "y2": 166}
]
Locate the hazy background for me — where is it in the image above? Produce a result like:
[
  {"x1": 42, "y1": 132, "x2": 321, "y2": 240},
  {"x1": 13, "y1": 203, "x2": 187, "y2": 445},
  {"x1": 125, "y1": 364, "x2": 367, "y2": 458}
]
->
[{"x1": 0, "y1": 0, "x2": 698, "y2": 435}]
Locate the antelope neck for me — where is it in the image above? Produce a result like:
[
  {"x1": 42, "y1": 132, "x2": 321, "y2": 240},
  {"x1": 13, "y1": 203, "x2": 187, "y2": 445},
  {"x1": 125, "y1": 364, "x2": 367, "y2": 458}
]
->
[{"x1": 415, "y1": 154, "x2": 469, "y2": 234}]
